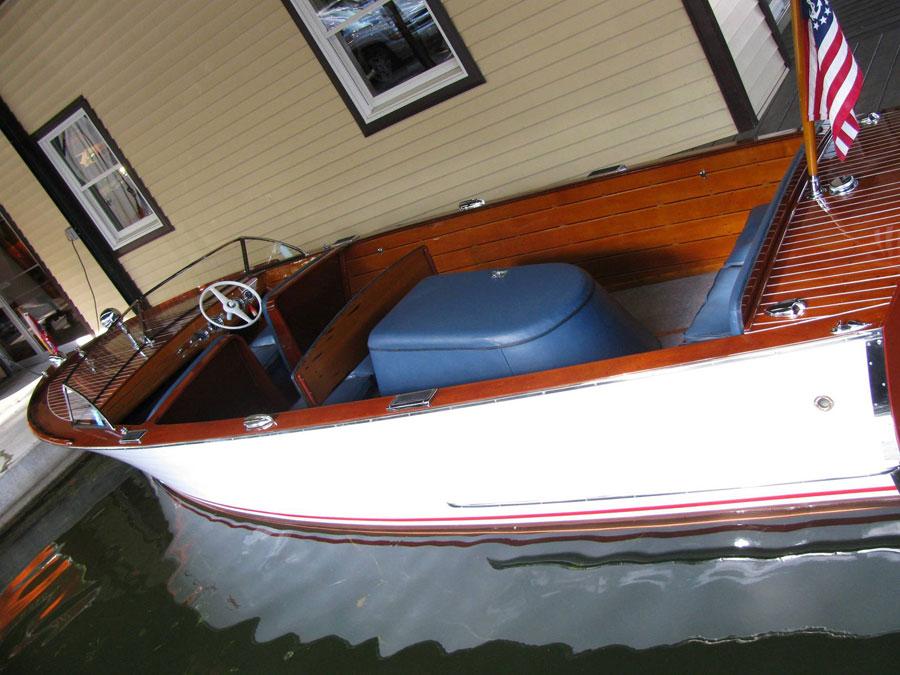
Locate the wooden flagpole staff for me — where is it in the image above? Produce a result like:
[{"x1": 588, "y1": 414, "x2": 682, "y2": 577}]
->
[{"x1": 790, "y1": 0, "x2": 822, "y2": 198}]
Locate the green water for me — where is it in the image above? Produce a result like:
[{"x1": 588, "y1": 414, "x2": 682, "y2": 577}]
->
[{"x1": 2, "y1": 457, "x2": 899, "y2": 673}]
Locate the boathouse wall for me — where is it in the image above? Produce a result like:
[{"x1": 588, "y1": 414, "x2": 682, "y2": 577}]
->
[{"x1": 0, "y1": 0, "x2": 747, "y2": 327}]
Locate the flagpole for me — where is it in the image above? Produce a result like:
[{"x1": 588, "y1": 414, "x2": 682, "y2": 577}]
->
[{"x1": 790, "y1": 0, "x2": 822, "y2": 198}]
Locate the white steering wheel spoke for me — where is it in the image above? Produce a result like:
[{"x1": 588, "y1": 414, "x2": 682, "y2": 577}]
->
[
  {"x1": 228, "y1": 304, "x2": 252, "y2": 324},
  {"x1": 199, "y1": 280, "x2": 262, "y2": 330},
  {"x1": 209, "y1": 286, "x2": 231, "y2": 306}
]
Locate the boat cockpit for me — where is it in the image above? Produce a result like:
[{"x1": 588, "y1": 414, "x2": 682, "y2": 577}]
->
[{"x1": 57, "y1": 170, "x2": 787, "y2": 432}]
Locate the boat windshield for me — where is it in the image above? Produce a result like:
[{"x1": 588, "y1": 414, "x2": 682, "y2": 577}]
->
[
  {"x1": 116, "y1": 237, "x2": 308, "y2": 347},
  {"x1": 58, "y1": 237, "x2": 308, "y2": 422}
]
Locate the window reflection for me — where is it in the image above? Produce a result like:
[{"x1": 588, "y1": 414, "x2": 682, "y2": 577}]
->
[
  {"x1": 49, "y1": 118, "x2": 117, "y2": 187},
  {"x1": 318, "y1": 0, "x2": 452, "y2": 95},
  {"x1": 87, "y1": 171, "x2": 152, "y2": 233},
  {"x1": 312, "y1": 0, "x2": 383, "y2": 31}
]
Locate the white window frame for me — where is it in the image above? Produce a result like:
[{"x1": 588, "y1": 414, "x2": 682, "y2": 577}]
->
[
  {"x1": 38, "y1": 107, "x2": 166, "y2": 252},
  {"x1": 286, "y1": 0, "x2": 483, "y2": 134}
]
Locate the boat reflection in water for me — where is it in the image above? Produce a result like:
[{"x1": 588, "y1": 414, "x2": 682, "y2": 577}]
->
[{"x1": 156, "y1": 482, "x2": 900, "y2": 656}]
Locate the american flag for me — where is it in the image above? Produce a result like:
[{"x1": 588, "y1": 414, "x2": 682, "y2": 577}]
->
[{"x1": 802, "y1": 0, "x2": 863, "y2": 160}]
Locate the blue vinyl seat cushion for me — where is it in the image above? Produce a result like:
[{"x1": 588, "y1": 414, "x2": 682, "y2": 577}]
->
[
  {"x1": 725, "y1": 204, "x2": 774, "y2": 268},
  {"x1": 323, "y1": 355, "x2": 376, "y2": 405},
  {"x1": 682, "y1": 265, "x2": 745, "y2": 341},
  {"x1": 683, "y1": 145, "x2": 804, "y2": 343},
  {"x1": 684, "y1": 204, "x2": 773, "y2": 343},
  {"x1": 368, "y1": 263, "x2": 659, "y2": 395},
  {"x1": 249, "y1": 323, "x2": 281, "y2": 371}
]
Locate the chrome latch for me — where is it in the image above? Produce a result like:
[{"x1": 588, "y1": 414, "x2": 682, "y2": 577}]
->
[
  {"x1": 388, "y1": 388, "x2": 437, "y2": 411},
  {"x1": 243, "y1": 414, "x2": 276, "y2": 431},
  {"x1": 832, "y1": 319, "x2": 871, "y2": 335},
  {"x1": 765, "y1": 298, "x2": 807, "y2": 319}
]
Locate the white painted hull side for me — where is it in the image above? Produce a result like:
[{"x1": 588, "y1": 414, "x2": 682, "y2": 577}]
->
[{"x1": 92, "y1": 334, "x2": 900, "y2": 530}]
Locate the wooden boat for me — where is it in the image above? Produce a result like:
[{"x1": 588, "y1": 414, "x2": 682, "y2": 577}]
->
[{"x1": 27, "y1": 110, "x2": 900, "y2": 535}]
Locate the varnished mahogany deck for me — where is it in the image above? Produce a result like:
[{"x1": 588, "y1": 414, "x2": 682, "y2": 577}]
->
[{"x1": 747, "y1": 110, "x2": 900, "y2": 332}]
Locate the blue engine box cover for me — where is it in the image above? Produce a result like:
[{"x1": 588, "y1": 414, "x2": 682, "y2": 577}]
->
[{"x1": 368, "y1": 263, "x2": 659, "y2": 395}]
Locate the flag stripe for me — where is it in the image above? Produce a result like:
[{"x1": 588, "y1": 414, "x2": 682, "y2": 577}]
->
[{"x1": 803, "y1": 0, "x2": 862, "y2": 161}]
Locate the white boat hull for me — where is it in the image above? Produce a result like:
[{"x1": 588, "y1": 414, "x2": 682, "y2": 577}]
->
[{"x1": 91, "y1": 332, "x2": 900, "y2": 532}]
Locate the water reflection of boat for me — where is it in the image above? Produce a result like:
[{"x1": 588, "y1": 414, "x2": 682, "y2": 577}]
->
[
  {"x1": 28, "y1": 112, "x2": 900, "y2": 535},
  {"x1": 0, "y1": 544, "x2": 100, "y2": 655},
  {"x1": 156, "y1": 484, "x2": 900, "y2": 655}
]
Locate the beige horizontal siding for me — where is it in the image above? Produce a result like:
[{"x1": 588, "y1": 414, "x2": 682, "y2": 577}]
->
[
  {"x1": 710, "y1": 0, "x2": 788, "y2": 116},
  {"x1": 0, "y1": 0, "x2": 735, "y2": 307}
]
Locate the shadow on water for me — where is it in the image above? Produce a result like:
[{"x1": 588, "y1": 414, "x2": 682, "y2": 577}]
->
[{"x1": 1, "y1": 456, "x2": 900, "y2": 673}]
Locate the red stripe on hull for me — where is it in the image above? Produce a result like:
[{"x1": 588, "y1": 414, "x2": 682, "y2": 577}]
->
[{"x1": 184, "y1": 484, "x2": 899, "y2": 527}]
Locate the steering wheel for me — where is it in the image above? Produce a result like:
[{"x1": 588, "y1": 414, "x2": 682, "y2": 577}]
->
[{"x1": 199, "y1": 280, "x2": 262, "y2": 330}]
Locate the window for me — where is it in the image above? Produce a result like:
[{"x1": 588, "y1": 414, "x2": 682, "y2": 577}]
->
[
  {"x1": 37, "y1": 99, "x2": 171, "y2": 254},
  {"x1": 284, "y1": 0, "x2": 484, "y2": 135}
]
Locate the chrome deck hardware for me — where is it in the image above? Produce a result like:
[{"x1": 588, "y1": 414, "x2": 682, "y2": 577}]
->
[
  {"x1": 813, "y1": 396, "x2": 834, "y2": 412},
  {"x1": 859, "y1": 112, "x2": 881, "y2": 126},
  {"x1": 458, "y1": 198, "x2": 486, "y2": 212},
  {"x1": 826, "y1": 175, "x2": 859, "y2": 196},
  {"x1": 765, "y1": 298, "x2": 807, "y2": 319},
  {"x1": 118, "y1": 429, "x2": 147, "y2": 444},
  {"x1": 76, "y1": 349, "x2": 97, "y2": 374},
  {"x1": 63, "y1": 384, "x2": 114, "y2": 430},
  {"x1": 832, "y1": 319, "x2": 871, "y2": 335},
  {"x1": 243, "y1": 414, "x2": 276, "y2": 431},
  {"x1": 100, "y1": 307, "x2": 147, "y2": 354},
  {"x1": 388, "y1": 388, "x2": 437, "y2": 411},
  {"x1": 866, "y1": 335, "x2": 890, "y2": 415},
  {"x1": 588, "y1": 164, "x2": 628, "y2": 178}
]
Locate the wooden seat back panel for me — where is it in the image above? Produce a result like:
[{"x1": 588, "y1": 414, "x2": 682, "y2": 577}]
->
[
  {"x1": 294, "y1": 246, "x2": 435, "y2": 406},
  {"x1": 264, "y1": 248, "x2": 349, "y2": 369},
  {"x1": 149, "y1": 335, "x2": 290, "y2": 425}
]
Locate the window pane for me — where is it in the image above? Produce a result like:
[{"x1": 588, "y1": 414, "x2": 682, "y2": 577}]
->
[
  {"x1": 49, "y1": 116, "x2": 118, "y2": 186},
  {"x1": 395, "y1": 0, "x2": 451, "y2": 64},
  {"x1": 86, "y1": 171, "x2": 153, "y2": 232},
  {"x1": 311, "y1": 0, "x2": 382, "y2": 31},
  {"x1": 337, "y1": 1, "x2": 451, "y2": 95}
]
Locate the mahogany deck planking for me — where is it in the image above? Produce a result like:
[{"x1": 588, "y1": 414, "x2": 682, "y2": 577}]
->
[{"x1": 747, "y1": 110, "x2": 900, "y2": 332}]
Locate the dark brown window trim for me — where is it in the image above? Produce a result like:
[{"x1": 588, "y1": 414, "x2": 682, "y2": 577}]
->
[
  {"x1": 681, "y1": 0, "x2": 758, "y2": 133},
  {"x1": 1, "y1": 95, "x2": 142, "y2": 305},
  {"x1": 281, "y1": 0, "x2": 484, "y2": 136},
  {"x1": 33, "y1": 96, "x2": 174, "y2": 258},
  {"x1": 757, "y1": 0, "x2": 791, "y2": 67}
]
